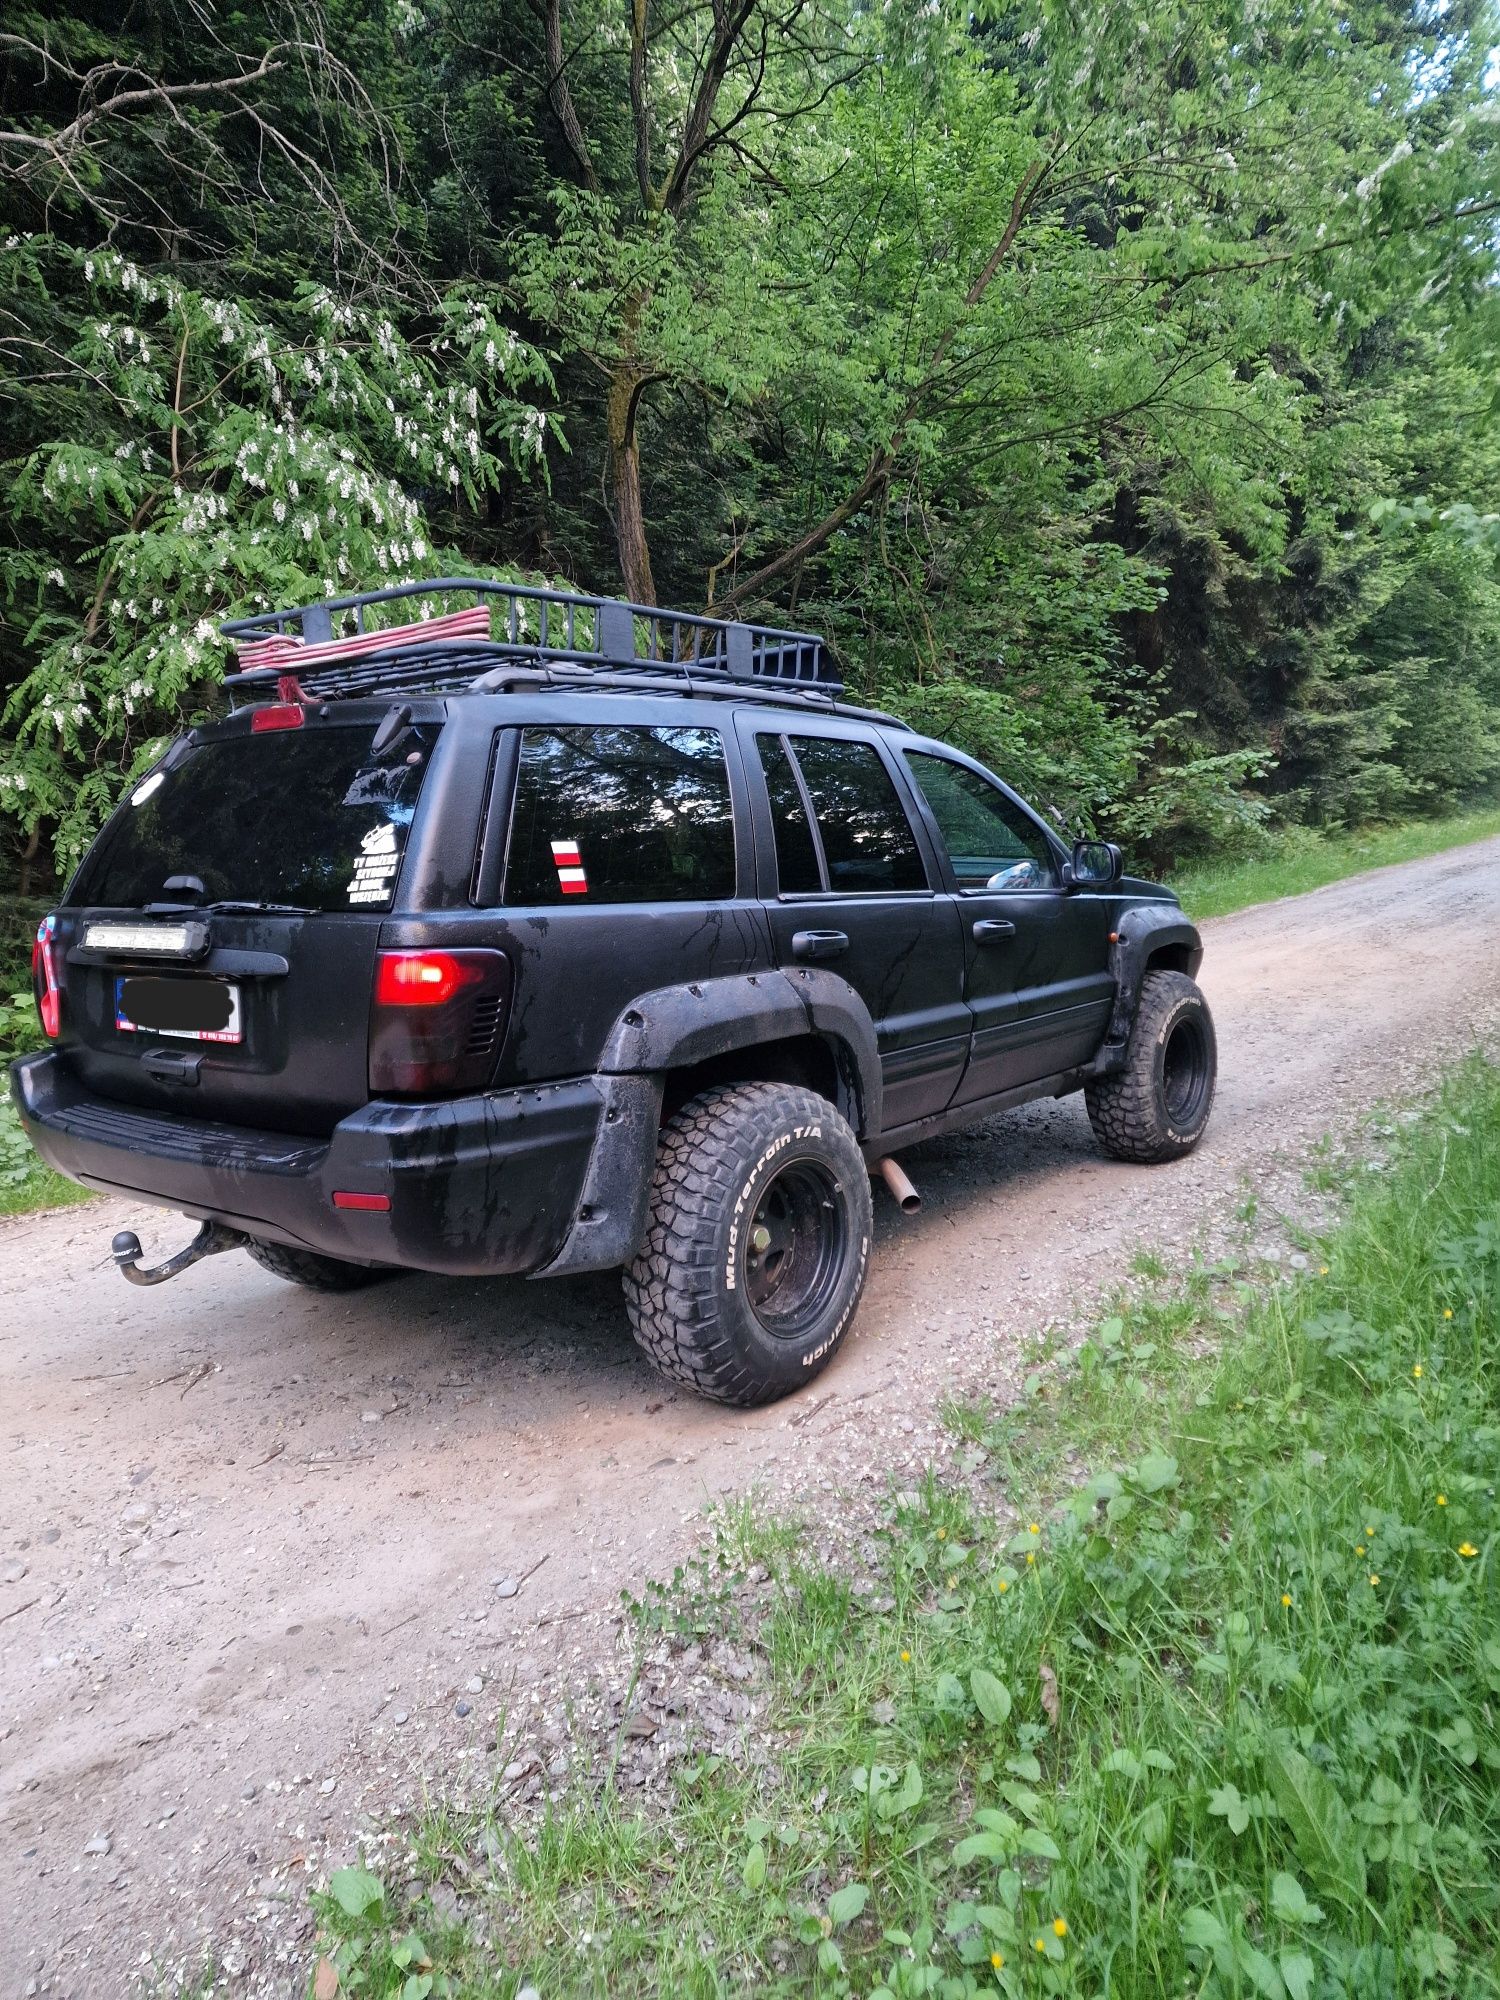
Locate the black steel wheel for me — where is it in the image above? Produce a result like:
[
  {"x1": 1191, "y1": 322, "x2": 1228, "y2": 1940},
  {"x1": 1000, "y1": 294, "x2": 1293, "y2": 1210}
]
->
[
  {"x1": 624, "y1": 1082, "x2": 872, "y2": 1406},
  {"x1": 741, "y1": 1158, "x2": 851, "y2": 1340}
]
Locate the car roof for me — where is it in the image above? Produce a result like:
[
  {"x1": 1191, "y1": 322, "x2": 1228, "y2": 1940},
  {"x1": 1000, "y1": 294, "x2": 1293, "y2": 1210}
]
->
[{"x1": 397, "y1": 689, "x2": 920, "y2": 744}]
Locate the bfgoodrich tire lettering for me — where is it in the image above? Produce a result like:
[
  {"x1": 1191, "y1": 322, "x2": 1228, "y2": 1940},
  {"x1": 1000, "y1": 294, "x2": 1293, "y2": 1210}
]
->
[
  {"x1": 623, "y1": 1082, "x2": 872, "y2": 1407},
  {"x1": 1085, "y1": 969, "x2": 1217, "y2": 1164},
  {"x1": 245, "y1": 1240, "x2": 395, "y2": 1292}
]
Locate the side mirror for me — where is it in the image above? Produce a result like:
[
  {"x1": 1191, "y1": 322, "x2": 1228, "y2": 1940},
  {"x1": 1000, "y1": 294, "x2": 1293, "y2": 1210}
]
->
[{"x1": 1064, "y1": 839, "x2": 1123, "y2": 890}]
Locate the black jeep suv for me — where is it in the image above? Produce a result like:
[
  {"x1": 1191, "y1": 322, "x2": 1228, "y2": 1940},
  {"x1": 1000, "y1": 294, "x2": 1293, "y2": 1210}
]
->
[{"x1": 14, "y1": 579, "x2": 1215, "y2": 1405}]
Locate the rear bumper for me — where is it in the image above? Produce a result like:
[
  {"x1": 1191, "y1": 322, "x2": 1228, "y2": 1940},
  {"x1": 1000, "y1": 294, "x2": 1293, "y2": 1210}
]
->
[{"x1": 11, "y1": 1050, "x2": 600, "y2": 1278}]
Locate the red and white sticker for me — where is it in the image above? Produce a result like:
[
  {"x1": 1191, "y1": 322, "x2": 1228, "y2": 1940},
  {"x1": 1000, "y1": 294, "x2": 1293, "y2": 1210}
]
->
[{"x1": 550, "y1": 838, "x2": 589, "y2": 895}]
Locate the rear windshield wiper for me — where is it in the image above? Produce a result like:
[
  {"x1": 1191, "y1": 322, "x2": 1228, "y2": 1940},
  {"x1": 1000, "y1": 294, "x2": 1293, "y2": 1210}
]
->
[
  {"x1": 199, "y1": 899, "x2": 319, "y2": 916},
  {"x1": 140, "y1": 896, "x2": 319, "y2": 917}
]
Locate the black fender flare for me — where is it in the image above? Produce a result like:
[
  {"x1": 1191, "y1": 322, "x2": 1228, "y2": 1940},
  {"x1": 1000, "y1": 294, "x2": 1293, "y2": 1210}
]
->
[
  {"x1": 596, "y1": 967, "x2": 881, "y2": 1137},
  {"x1": 534, "y1": 970, "x2": 882, "y2": 1278},
  {"x1": 1092, "y1": 905, "x2": 1205, "y2": 1074}
]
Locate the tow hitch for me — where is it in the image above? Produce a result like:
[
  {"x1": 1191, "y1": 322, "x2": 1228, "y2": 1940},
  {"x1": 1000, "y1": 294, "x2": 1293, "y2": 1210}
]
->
[{"x1": 110, "y1": 1221, "x2": 250, "y2": 1287}]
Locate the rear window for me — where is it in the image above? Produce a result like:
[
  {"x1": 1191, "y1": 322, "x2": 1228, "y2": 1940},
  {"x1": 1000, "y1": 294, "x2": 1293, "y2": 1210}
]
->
[
  {"x1": 73, "y1": 722, "x2": 440, "y2": 914},
  {"x1": 503, "y1": 725, "x2": 736, "y2": 905}
]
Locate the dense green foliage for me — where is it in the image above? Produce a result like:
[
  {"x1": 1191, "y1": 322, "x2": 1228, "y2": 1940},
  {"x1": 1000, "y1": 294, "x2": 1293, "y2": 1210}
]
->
[
  {"x1": 0, "y1": 893, "x2": 87, "y2": 1207},
  {"x1": 2, "y1": 0, "x2": 1498, "y2": 886},
  {"x1": 311, "y1": 1058, "x2": 1500, "y2": 1997}
]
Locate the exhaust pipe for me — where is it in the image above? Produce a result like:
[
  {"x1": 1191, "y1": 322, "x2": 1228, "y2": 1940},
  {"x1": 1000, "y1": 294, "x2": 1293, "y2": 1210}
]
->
[{"x1": 876, "y1": 1155, "x2": 921, "y2": 1215}]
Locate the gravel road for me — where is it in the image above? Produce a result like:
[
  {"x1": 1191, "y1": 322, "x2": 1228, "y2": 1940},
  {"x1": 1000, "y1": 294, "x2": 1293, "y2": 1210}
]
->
[{"x1": 4, "y1": 837, "x2": 1500, "y2": 1998}]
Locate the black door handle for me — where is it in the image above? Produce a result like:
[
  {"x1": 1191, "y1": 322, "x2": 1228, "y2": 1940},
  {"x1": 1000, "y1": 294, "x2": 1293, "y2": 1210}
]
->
[
  {"x1": 792, "y1": 929, "x2": 850, "y2": 961},
  {"x1": 972, "y1": 919, "x2": 1016, "y2": 943}
]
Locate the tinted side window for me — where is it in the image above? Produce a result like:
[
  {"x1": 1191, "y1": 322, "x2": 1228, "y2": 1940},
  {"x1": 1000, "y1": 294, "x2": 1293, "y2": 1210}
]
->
[
  {"x1": 504, "y1": 726, "x2": 735, "y2": 906},
  {"x1": 906, "y1": 753, "x2": 1056, "y2": 891},
  {"x1": 790, "y1": 737, "x2": 928, "y2": 894},
  {"x1": 758, "y1": 734, "x2": 823, "y2": 894}
]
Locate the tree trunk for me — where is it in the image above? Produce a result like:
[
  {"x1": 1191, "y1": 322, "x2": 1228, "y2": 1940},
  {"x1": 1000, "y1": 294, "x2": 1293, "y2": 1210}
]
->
[
  {"x1": 18, "y1": 824, "x2": 39, "y2": 899},
  {"x1": 606, "y1": 367, "x2": 657, "y2": 605}
]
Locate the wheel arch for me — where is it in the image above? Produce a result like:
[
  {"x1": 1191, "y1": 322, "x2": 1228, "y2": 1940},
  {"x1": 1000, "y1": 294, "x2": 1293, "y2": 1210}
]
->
[
  {"x1": 1092, "y1": 904, "x2": 1205, "y2": 1073},
  {"x1": 596, "y1": 969, "x2": 881, "y2": 1138},
  {"x1": 1143, "y1": 938, "x2": 1201, "y2": 977},
  {"x1": 660, "y1": 1031, "x2": 847, "y2": 1126},
  {"x1": 535, "y1": 971, "x2": 881, "y2": 1280}
]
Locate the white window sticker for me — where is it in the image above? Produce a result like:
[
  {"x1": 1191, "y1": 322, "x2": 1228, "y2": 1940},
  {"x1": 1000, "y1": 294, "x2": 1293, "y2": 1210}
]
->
[{"x1": 346, "y1": 820, "x2": 401, "y2": 905}]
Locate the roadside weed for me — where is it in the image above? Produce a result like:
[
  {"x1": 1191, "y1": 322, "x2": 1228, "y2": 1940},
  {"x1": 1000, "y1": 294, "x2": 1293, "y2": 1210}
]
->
[
  {"x1": 0, "y1": 984, "x2": 91, "y2": 1213},
  {"x1": 136, "y1": 1958, "x2": 222, "y2": 2000},
  {"x1": 1169, "y1": 807, "x2": 1500, "y2": 920},
  {"x1": 622, "y1": 1540, "x2": 747, "y2": 1642},
  {"x1": 939, "y1": 1393, "x2": 993, "y2": 1445},
  {"x1": 310, "y1": 1059, "x2": 1500, "y2": 1998}
]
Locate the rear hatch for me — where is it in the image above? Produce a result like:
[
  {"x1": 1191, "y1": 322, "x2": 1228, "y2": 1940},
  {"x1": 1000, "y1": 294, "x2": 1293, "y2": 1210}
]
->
[{"x1": 55, "y1": 708, "x2": 444, "y2": 1135}]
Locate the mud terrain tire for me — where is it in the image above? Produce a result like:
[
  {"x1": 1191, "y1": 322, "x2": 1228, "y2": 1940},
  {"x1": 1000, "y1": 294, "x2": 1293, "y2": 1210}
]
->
[
  {"x1": 623, "y1": 1082, "x2": 872, "y2": 1407},
  {"x1": 245, "y1": 1240, "x2": 394, "y2": 1292},
  {"x1": 1085, "y1": 968, "x2": 1217, "y2": 1164}
]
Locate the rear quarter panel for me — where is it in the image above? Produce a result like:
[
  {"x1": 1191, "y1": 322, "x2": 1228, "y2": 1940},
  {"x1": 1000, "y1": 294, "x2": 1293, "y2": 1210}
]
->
[{"x1": 392, "y1": 693, "x2": 776, "y2": 1086}]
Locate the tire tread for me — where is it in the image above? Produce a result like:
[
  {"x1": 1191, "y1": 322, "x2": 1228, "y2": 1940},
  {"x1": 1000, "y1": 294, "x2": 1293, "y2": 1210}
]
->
[
  {"x1": 1084, "y1": 969, "x2": 1216, "y2": 1164},
  {"x1": 623, "y1": 1082, "x2": 869, "y2": 1407},
  {"x1": 245, "y1": 1240, "x2": 393, "y2": 1292}
]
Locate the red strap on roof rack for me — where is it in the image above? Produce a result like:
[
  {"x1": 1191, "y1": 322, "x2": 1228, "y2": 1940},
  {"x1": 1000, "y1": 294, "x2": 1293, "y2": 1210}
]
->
[{"x1": 235, "y1": 604, "x2": 492, "y2": 674}]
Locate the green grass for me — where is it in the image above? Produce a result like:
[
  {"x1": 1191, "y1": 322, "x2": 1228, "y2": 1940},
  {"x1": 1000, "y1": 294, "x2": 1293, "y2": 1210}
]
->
[
  {"x1": 0, "y1": 974, "x2": 94, "y2": 1217},
  {"x1": 1170, "y1": 806, "x2": 1500, "y2": 920},
  {"x1": 309, "y1": 1060, "x2": 1500, "y2": 1998},
  {"x1": 0, "y1": 1146, "x2": 92, "y2": 1216}
]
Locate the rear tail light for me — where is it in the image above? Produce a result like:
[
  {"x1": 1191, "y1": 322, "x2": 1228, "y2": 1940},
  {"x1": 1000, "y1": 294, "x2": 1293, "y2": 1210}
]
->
[
  {"x1": 32, "y1": 914, "x2": 61, "y2": 1039},
  {"x1": 368, "y1": 948, "x2": 511, "y2": 1095}
]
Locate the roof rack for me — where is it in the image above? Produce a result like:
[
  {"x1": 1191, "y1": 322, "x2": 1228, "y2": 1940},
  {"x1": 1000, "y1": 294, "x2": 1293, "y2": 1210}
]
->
[{"x1": 221, "y1": 576, "x2": 840, "y2": 698}]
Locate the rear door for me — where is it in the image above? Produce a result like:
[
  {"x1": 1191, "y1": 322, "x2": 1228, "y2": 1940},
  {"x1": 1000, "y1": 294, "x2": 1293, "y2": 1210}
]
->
[
  {"x1": 740, "y1": 720, "x2": 968, "y2": 1131},
  {"x1": 56, "y1": 708, "x2": 452, "y2": 1135},
  {"x1": 899, "y1": 747, "x2": 1114, "y2": 1102}
]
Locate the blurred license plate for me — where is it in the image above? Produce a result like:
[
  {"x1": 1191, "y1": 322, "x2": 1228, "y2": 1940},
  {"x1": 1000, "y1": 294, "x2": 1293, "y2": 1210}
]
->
[{"x1": 116, "y1": 976, "x2": 242, "y2": 1044}]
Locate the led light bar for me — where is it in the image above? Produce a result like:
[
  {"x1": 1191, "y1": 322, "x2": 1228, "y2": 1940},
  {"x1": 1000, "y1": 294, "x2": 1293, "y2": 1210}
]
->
[{"x1": 82, "y1": 922, "x2": 199, "y2": 956}]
